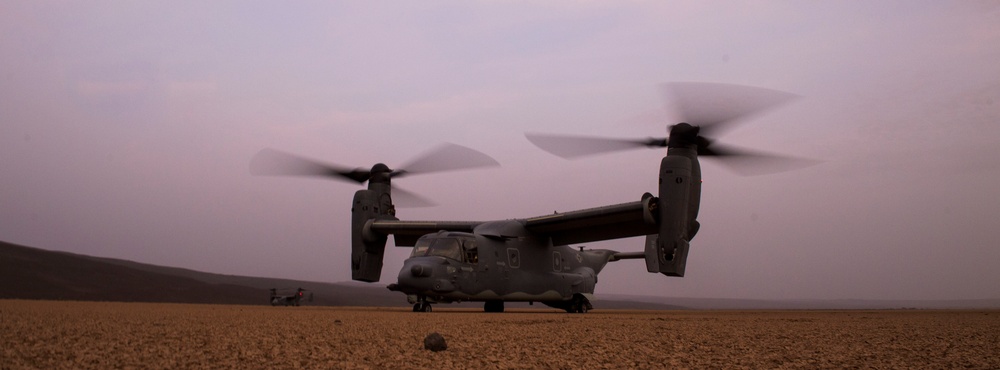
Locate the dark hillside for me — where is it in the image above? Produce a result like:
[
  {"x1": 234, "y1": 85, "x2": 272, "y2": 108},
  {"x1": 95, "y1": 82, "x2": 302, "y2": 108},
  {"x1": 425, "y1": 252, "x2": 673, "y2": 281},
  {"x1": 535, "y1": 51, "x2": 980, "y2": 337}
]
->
[
  {"x1": 0, "y1": 241, "x2": 263, "y2": 304},
  {"x1": 71, "y1": 251, "x2": 407, "y2": 306}
]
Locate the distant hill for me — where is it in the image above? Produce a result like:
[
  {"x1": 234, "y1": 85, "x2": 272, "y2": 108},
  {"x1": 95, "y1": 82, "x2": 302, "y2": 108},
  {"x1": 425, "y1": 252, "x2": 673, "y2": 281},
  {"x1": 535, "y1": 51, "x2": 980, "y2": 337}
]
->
[
  {"x1": 0, "y1": 240, "x2": 411, "y2": 306},
  {"x1": 0, "y1": 240, "x2": 262, "y2": 304},
  {"x1": 3, "y1": 240, "x2": 997, "y2": 309}
]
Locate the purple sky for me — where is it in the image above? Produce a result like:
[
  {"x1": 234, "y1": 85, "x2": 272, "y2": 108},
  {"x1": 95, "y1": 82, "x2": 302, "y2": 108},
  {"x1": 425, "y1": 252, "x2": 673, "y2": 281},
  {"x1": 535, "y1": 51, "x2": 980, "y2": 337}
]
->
[{"x1": 2, "y1": 1, "x2": 999, "y2": 301}]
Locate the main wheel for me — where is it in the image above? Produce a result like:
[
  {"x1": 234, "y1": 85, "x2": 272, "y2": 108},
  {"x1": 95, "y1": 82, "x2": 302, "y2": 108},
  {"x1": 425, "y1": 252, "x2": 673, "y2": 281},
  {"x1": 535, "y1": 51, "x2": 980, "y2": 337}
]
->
[
  {"x1": 484, "y1": 300, "x2": 504, "y2": 313},
  {"x1": 568, "y1": 295, "x2": 590, "y2": 313},
  {"x1": 414, "y1": 302, "x2": 432, "y2": 312}
]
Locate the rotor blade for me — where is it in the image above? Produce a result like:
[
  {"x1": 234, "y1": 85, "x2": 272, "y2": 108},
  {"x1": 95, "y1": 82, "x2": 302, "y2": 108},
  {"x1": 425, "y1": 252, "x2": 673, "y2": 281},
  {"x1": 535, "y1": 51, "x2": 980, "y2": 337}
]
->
[
  {"x1": 391, "y1": 186, "x2": 436, "y2": 208},
  {"x1": 525, "y1": 133, "x2": 666, "y2": 159},
  {"x1": 249, "y1": 148, "x2": 370, "y2": 183},
  {"x1": 702, "y1": 143, "x2": 822, "y2": 176},
  {"x1": 393, "y1": 143, "x2": 499, "y2": 178},
  {"x1": 661, "y1": 82, "x2": 799, "y2": 136}
]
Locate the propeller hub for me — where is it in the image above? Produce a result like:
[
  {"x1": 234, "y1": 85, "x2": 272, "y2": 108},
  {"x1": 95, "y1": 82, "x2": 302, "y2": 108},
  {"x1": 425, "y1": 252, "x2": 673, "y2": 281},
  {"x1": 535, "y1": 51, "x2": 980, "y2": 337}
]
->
[
  {"x1": 370, "y1": 163, "x2": 392, "y2": 183},
  {"x1": 667, "y1": 123, "x2": 701, "y2": 148}
]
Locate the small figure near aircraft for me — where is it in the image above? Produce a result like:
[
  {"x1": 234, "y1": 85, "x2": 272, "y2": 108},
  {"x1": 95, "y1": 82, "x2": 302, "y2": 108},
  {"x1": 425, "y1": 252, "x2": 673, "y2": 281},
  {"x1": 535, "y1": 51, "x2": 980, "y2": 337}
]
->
[
  {"x1": 252, "y1": 82, "x2": 812, "y2": 313},
  {"x1": 269, "y1": 287, "x2": 312, "y2": 306}
]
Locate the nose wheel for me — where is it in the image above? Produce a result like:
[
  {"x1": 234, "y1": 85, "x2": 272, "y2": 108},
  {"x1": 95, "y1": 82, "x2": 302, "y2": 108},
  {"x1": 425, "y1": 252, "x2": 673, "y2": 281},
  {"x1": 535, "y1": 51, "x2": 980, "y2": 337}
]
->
[{"x1": 413, "y1": 300, "x2": 432, "y2": 312}]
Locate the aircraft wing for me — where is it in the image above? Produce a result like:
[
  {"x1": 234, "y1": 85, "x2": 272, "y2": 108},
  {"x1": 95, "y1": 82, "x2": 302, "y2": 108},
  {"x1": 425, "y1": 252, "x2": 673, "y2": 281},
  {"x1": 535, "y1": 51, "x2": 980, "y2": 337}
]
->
[
  {"x1": 370, "y1": 220, "x2": 485, "y2": 246},
  {"x1": 522, "y1": 194, "x2": 659, "y2": 245}
]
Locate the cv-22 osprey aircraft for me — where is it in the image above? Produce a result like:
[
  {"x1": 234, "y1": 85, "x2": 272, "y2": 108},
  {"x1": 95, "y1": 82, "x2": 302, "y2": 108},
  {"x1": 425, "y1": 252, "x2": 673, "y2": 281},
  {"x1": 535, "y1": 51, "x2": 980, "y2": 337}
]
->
[{"x1": 251, "y1": 83, "x2": 807, "y2": 313}]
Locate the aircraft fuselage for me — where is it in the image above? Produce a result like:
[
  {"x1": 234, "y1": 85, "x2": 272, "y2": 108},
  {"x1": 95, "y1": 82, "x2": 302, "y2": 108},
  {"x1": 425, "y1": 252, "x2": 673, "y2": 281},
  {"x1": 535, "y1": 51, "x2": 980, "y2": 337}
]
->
[{"x1": 388, "y1": 221, "x2": 616, "y2": 308}]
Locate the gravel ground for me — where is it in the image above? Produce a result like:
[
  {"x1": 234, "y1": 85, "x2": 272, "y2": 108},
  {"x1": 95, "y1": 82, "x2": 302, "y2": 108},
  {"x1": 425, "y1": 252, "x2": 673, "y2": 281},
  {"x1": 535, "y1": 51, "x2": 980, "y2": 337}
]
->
[{"x1": 2, "y1": 300, "x2": 998, "y2": 369}]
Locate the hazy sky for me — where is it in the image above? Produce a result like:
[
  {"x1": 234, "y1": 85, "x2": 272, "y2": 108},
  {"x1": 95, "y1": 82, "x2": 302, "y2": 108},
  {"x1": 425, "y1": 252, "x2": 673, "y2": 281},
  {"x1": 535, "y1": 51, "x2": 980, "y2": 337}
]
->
[{"x1": 3, "y1": 1, "x2": 999, "y2": 301}]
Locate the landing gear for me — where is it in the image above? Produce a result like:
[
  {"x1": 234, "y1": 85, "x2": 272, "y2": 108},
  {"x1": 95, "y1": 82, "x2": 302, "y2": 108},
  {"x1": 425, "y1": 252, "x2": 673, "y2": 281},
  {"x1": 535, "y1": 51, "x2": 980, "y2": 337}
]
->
[
  {"x1": 564, "y1": 295, "x2": 592, "y2": 313},
  {"x1": 413, "y1": 300, "x2": 432, "y2": 312},
  {"x1": 484, "y1": 300, "x2": 505, "y2": 313}
]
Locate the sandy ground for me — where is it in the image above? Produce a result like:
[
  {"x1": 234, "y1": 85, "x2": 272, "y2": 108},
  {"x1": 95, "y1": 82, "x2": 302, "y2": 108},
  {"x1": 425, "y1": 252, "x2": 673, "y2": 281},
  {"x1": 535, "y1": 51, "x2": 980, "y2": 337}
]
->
[{"x1": 2, "y1": 300, "x2": 998, "y2": 369}]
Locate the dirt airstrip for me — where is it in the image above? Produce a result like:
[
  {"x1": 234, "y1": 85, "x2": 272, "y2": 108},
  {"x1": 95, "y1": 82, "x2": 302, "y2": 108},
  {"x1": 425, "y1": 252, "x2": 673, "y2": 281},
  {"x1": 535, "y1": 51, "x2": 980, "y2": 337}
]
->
[{"x1": 2, "y1": 300, "x2": 998, "y2": 369}]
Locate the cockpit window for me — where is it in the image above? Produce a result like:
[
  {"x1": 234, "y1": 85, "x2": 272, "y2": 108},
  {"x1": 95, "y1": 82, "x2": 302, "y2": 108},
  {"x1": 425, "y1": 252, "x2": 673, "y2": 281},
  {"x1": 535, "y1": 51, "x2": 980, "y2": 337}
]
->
[
  {"x1": 464, "y1": 240, "x2": 478, "y2": 264},
  {"x1": 411, "y1": 238, "x2": 431, "y2": 258},
  {"x1": 427, "y1": 238, "x2": 462, "y2": 260},
  {"x1": 410, "y1": 237, "x2": 472, "y2": 262}
]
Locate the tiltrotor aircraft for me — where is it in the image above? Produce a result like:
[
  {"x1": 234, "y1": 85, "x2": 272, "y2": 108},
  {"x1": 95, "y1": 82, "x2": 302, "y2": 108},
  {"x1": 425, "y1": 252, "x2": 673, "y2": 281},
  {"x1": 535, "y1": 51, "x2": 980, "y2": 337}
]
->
[
  {"x1": 251, "y1": 83, "x2": 808, "y2": 313},
  {"x1": 269, "y1": 287, "x2": 312, "y2": 306}
]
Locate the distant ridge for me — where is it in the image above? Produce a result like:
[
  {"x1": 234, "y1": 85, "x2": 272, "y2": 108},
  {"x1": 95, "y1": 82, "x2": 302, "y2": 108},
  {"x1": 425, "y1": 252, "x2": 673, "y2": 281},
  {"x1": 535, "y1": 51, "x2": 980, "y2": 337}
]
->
[
  {"x1": 0, "y1": 240, "x2": 262, "y2": 304},
  {"x1": 0, "y1": 240, "x2": 407, "y2": 306}
]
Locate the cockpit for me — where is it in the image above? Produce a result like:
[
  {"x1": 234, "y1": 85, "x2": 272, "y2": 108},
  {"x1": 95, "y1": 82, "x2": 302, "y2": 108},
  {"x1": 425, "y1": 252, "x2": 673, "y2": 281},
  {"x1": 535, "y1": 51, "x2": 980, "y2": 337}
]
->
[{"x1": 410, "y1": 235, "x2": 478, "y2": 264}]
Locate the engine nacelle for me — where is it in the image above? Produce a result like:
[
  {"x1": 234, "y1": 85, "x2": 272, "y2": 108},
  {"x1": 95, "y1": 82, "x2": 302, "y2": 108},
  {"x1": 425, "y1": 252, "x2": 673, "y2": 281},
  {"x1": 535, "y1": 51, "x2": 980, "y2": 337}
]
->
[
  {"x1": 645, "y1": 154, "x2": 693, "y2": 277},
  {"x1": 351, "y1": 189, "x2": 393, "y2": 282}
]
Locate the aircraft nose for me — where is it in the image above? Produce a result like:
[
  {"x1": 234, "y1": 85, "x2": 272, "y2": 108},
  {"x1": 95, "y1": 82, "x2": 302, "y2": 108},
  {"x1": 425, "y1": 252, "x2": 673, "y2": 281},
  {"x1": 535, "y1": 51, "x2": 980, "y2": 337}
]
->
[
  {"x1": 410, "y1": 263, "x2": 433, "y2": 277},
  {"x1": 396, "y1": 259, "x2": 456, "y2": 294}
]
